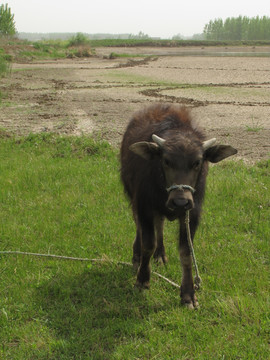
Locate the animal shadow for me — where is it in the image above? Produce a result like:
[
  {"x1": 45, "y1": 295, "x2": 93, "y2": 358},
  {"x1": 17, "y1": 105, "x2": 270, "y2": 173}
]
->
[{"x1": 36, "y1": 263, "x2": 165, "y2": 359}]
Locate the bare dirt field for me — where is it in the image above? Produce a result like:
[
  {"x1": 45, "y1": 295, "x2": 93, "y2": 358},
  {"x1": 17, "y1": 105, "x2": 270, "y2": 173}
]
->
[{"x1": 1, "y1": 47, "x2": 269, "y2": 163}]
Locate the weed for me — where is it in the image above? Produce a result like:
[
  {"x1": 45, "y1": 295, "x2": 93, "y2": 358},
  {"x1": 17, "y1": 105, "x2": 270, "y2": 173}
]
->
[{"x1": 245, "y1": 116, "x2": 264, "y2": 132}]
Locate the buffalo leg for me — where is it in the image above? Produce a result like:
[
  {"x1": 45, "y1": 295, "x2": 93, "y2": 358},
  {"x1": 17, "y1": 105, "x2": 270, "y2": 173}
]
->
[
  {"x1": 179, "y1": 213, "x2": 199, "y2": 309},
  {"x1": 153, "y1": 216, "x2": 168, "y2": 265},
  {"x1": 135, "y1": 218, "x2": 156, "y2": 289},
  {"x1": 132, "y1": 229, "x2": 141, "y2": 271}
]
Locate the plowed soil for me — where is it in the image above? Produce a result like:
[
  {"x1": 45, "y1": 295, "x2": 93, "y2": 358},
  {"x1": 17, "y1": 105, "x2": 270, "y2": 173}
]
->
[{"x1": 1, "y1": 47, "x2": 269, "y2": 163}]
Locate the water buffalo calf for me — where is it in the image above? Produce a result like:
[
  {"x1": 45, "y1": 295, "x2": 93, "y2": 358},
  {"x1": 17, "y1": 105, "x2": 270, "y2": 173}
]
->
[{"x1": 120, "y1": 103, "x2": 237, "y2": 308}]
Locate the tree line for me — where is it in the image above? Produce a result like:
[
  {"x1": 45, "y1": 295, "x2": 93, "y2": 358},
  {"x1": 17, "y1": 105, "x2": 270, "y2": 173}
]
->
[
  {"x1": 1, "y1": 3, "x2": 270, "y2": 42},
  {"x1": 204, "y1": 16, "x2": 270, "y2": 41}
]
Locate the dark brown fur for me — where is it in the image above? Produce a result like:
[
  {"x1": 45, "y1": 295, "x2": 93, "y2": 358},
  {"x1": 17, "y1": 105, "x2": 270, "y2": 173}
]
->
[{"x1": 120, "y1": 103, "x2": 237, "y2": 308}]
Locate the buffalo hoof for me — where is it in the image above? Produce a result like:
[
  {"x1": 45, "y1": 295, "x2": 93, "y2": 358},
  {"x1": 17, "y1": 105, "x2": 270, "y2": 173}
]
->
[
  {"x1": 181, "y1": 294, "x2": 199, "y2": 310},
  {"x1": 154, "y1": 254, "x2": 168, "y2": 266},
  {"x1": 132, "y1": 261, "x2": 140, "y2": 273},
  {"x1": 132, "y1": 254, "x2": 141, "y2": 272},
  {"x1": 135, "y1": 280, "x2": 150, "y2": 290}
]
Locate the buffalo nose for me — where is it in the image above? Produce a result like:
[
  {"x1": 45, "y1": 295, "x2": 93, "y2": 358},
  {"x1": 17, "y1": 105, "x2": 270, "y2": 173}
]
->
[
  {"x1": 173, "y1": 198, "x2": 188, "y2": 207},
  {"x1": 172, "y1": 198, "x2": 193, "y2": 210}
]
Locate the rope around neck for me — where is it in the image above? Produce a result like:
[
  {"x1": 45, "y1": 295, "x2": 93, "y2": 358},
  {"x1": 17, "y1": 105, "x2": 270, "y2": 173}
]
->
[{"x1": 166, "y1": 184, "x2": 196, "y2": 194}]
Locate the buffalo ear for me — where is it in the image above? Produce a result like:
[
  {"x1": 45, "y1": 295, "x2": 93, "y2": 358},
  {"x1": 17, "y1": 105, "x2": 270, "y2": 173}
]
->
[
  {"x1": 129, "y1": 141, "x2": 160, "y2": 160},
  {"x1": 204, "y1": 145, "x2": 237, "y2": 163}
]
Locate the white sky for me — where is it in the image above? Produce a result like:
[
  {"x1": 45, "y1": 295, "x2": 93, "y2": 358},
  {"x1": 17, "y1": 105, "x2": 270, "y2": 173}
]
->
[{"x1": 5, "y1": 0, "x2": 270, "y2": 38}]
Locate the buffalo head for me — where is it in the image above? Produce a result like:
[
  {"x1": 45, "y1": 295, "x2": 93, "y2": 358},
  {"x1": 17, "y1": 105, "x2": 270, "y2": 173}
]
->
[{"x1": 129, "y1": 134, "x2": 237, "y2": 217}]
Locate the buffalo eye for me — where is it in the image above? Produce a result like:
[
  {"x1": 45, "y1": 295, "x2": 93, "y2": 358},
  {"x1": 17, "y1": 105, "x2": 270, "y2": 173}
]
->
[
  {"x1": 192, "y1": 159, "x2": 201, "y2": 170},
  {"x1": 163, "y1": 157, "x2": 171, "y2": 167}
]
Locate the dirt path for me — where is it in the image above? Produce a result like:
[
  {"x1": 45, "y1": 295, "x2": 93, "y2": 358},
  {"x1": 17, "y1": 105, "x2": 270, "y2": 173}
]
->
[{"x1": 0, "y1": 48, "x2": 269, "y2": 163}]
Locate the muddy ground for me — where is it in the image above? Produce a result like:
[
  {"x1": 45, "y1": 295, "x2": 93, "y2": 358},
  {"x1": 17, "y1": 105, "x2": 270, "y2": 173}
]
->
[{"x1": 0, "y1": 47, "x2": 269, "y2": 163}]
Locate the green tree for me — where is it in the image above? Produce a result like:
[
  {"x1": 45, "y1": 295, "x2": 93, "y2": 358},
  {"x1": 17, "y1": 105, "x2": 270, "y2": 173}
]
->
[
  {"x1": 204, "y1": 16, "x2": 270, "y2": 40},
  {"x1": 0, "y1": 3, "x2": 16, "y2": 36}
]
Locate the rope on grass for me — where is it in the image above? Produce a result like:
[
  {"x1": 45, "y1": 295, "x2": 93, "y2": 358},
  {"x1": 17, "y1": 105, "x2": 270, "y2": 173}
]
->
[
  {"x1": 0, "y1": 212, "x2": 201, "y2": 291},
  {"x1": 0, "y1": 250, "x2": 181, "y2": 290}
]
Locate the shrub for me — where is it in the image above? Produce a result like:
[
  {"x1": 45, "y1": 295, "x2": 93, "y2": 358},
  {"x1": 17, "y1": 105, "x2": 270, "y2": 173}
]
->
[
  {"x1": 74, "y1": 46, "x2": 93, "y2": 58},
  {"x1": 67, "y1": 33, "x2": 90, "y2": 47}
]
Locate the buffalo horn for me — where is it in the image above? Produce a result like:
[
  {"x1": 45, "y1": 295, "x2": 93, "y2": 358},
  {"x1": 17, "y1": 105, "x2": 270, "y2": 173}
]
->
[
  {"x1": 152, "y1": 134, "x2": 166, "y2": 147},
  {"x1": 202, "y1": 138, "x2": 216, "y2": 150}
]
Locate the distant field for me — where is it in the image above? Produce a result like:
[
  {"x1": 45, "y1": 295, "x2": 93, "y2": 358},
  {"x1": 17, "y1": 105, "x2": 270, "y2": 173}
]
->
[
  {"x1": 0, "y1": 133, "x2": 269, "y2": 359},
  {"x1": 1, "y1": 47, "x2": 269, "y2": 162}
]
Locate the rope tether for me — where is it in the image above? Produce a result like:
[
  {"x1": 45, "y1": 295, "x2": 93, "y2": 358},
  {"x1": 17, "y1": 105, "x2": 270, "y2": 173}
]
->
[
  {"x1": 0, "y1": 212, "x2": 201, "y2": 291},
  {"x1": 0, "y1": 250, "x2": 180, "y2": 290},
  {"x1": 185, "y1": 210, "x2": 202, "y2": 290}
]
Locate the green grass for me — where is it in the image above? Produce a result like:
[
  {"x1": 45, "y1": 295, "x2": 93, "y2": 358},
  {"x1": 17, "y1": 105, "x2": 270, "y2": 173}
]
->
[
  {"x1": 0, "y1": 49, "x2": 11, "y2": 102},
  {"x1": 2, "y1": 39, "x2": 95, "y2": 61},
  {"x1": 0, "y1": 55, "x2": 10, "y2": 76},
  {"x1": 88, "y1": 38, "x2": 270, "y2": 48},
  {"x1": 0, "y1": 132, "x2": 269, "y2": 359},
  {"x1": 107, "y1": 52, "x2": 149, "y2": 59},
  {"x1": 19, "y1": 41, "x2": 75, "y2": 60}
]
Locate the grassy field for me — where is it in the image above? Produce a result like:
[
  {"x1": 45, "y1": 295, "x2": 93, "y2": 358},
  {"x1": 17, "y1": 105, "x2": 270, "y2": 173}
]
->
[{"x1": 0, "y1": 132, "x2": 269, "y2": 359}]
